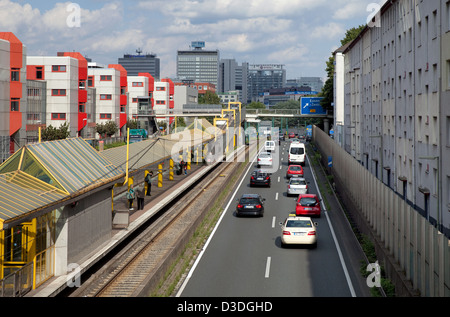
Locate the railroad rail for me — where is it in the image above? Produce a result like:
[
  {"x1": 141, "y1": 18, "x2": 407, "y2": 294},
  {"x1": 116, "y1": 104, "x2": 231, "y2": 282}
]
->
[{"x1": 67, "y1": 148, "x2": 250, "y2": 297}]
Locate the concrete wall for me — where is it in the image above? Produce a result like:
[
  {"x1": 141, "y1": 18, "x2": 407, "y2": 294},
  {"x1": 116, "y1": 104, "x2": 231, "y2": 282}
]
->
[{"x1": 54, "y1": 188, "x2": 112, "y2": 275}]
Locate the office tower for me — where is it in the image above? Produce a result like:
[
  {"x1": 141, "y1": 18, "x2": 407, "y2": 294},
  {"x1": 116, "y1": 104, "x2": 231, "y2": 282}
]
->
[
  {"x1": 118, "y1": 49, "x2": 160, "y2": 80},
  {"x1": 219, "y1": 59, "x2": 249, "y2": 103},
  {"x1": 248, "y1": 64, "x2": 286, "y2": 102},
  {"x1": 177, "y1": 41, "x2": 219, "y2": 87}
]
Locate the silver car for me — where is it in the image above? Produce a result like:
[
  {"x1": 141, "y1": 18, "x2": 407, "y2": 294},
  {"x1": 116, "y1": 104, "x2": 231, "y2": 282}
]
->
[
  {"x1": 287, "y1": 177, "x2": 307, "y2": 196},
  {"x1": 257, "y1": 152, "x2": 273, "y2": 167}
]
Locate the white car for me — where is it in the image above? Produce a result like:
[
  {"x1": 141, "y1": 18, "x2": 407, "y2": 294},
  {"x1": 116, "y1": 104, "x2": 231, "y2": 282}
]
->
[
  {"x1": 264, "y1": 140, "x2": 276, "y2": 152},
  {"x1": 287, "y1": 177, "x2": 308, "y2": 196},
  {"x1": 280, "y1": 216, "x2": 317, "y2": 247},
  {"x1": 257, "y1": 152, "x2": 273, "y2": 167}
]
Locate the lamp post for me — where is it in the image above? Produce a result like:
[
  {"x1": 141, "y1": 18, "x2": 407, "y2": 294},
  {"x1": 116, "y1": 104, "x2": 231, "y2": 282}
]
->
[{"x1": 419, "y1": 156, "x2": 440, "y2": 231}]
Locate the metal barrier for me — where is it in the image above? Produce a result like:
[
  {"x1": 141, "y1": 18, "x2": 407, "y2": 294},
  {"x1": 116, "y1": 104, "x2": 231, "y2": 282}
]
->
[
  {"x1": 313, "y1": 126, "x2": 450, "y2": 297},
  {"x1": 0, "y1": 262, "x2": 33, "y2": 297},
  {"x1": 33, "y1": 246, "x2": 55, "y2": 290}
]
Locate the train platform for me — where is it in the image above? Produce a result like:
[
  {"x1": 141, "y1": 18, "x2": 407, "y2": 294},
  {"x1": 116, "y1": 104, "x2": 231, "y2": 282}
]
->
[{"x1": 27, "y1": 161, "x2": 214, "y2": 297}]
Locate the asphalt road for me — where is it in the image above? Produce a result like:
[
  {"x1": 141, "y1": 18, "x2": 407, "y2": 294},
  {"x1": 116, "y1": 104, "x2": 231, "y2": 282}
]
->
[{"x1": 178, "y1": 138, "x2": 366, "y2": 297}]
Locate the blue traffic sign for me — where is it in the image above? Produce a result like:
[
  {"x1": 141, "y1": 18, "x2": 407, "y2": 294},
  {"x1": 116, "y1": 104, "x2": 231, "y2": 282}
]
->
[{"x1": 300, "y1": 97, "x2": 326, "y2": 115}]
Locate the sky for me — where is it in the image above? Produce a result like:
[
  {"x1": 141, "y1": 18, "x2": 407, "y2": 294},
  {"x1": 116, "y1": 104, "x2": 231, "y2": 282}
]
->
[{"x1": 0, "y1": 0, "x2": 387, "y2": 81}]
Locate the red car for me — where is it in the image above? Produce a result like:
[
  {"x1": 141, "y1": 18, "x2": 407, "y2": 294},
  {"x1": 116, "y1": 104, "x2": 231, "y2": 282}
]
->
[
  {"x1": 288, "y1": 132, "x2": 296, "y2": 138},
  {"x1": 286, "y1": 165, "x2": 304, "y2": 179},
  {"x1": 295, "y1": 194, "x2": 321, "y2": 217}
]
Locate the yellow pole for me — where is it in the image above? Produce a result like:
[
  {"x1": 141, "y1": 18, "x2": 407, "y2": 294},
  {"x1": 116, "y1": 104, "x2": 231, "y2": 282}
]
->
[
  {"x1": 187, "y1": 148, "x2": 191, "y2": 170},
  {"x1": 38, "y1": 126, "x2": 41, "y2": 143},
  {"x1": 124, "y1": 128, "x2": 130, "y2": 185},
  {"x1": 169, "y1": 159, "x2": 174, "y2": 180},
  {"x1": 158, "y1": 164, "x2": 163, "y2": 187}
]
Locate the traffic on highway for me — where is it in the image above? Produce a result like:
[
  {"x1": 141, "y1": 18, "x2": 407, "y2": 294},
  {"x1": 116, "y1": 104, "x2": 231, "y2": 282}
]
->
[{"x1": 177, "y1": 130, "x2": 369, "y2": 297}]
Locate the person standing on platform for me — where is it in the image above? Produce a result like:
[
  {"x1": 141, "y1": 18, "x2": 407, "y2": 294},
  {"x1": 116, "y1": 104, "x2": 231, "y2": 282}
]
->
[
  {"x1": 136, "y1": 185, "x2": 145, "y2": 210},
  {"x1": 180, "y1": 159, "x2": 187, "y2": 175},
  {"x1": 127, "y1": 184, "x2": 136, "y2": 210},
  {"x1": 145, "y1": 171, "x2": 153, "y2": 196}
]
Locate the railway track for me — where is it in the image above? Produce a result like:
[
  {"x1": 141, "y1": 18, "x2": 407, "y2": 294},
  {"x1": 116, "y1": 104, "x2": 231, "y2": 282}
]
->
[{"x1": 68, "y1": 152, "x2": 248, "y2": 297}]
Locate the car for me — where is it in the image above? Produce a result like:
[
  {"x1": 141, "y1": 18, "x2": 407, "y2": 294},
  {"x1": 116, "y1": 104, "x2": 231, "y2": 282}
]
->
[
  {"x1": 288, "y1": 142, "x2": 306, "y2": 165},
  {"x1": 264, "y1": 140, "x2": 276, "y2": 152},
  {"x1": 295, "y1": 194, "x2": 321, "y2": 217},
  {"x1": 279, "y1": 133, "x2": 285, "y2": 141},
  {"x1": 288, "y1": 132, "x2": 296, "y2": 138},
  {"x1": 257, "y1": 151, "x2": 273, "y2": 167},
  {"x1": 286, "y1": 164, "x2": 304, "y2": 178},
  {"x1": 250, "y1": 170, "x2": 271, "y2": 187},
  {"x1": 280, "y1": 216, "x2": 317, "y2": 247},
  {"x1": 287, "y1": 177, "x2": 308, "y2": 196},
  {"x1": 236, "y1": 194, "x2": 265, "y2": 217}
]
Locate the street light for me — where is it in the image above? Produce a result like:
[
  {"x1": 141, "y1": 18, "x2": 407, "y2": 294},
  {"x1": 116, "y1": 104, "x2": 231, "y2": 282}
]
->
[{"x1": 419, "y1": 156, "x2": 440, "y2": 231}]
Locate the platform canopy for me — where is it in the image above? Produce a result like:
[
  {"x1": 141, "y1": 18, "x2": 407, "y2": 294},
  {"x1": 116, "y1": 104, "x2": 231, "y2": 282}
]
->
[{"x1": 0, "y1": 138, "x2": 124, "y2": 230}]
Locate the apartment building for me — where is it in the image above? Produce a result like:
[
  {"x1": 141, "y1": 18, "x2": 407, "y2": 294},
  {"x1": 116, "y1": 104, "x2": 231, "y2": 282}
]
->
[
  {"x1": 334, "y1": 0, "x2": 450, "y2": 236},
  {"x1": 27, "y1": 52, "x2": 88, "y2": 138},
  {"x1": 0, "y1": 32, "x2": 27, "y2": 161},
  {"x1": 154, "y1": 79, "x2": 175, "y2": 126},
  {"x1": 127, "y1": 73, "x2": 155, "y2": 119}
]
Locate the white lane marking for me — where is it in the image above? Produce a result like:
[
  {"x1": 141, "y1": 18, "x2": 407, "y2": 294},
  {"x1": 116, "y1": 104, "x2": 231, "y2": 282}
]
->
[
  {"x1": 278, "y1": 176, "x2": 280, "y2": 183},
  {"x1": 306, "y1": 153, "x2": 357, "y2": 297},
  {"x1": 265, "y1": 257, "x2": 271, "y2": 278},
  {"x1": 275, "y1": 192, "x2": 279, "y2": 200},
  {"x1": 272, "y1": 216, "x2": 276, "y2": 228},
  {"x1": 176, "y1": 148, "x2": 262, "y2": 297}
]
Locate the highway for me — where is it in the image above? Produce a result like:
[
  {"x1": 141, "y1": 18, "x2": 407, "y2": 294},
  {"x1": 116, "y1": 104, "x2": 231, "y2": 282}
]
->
[{"x1": 177, "y1": 138, "x2": 369, "y2": 297}]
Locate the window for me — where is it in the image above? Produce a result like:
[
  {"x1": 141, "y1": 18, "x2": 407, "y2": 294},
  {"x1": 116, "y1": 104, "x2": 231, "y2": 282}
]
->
[
  {"x1": 100, "y1": 94, "x2": 112, "y2": 100},
  {"x1": 132, "y1": 82, "x2": 143, "y2": 87},
  {"x1": 52, "y1": 89, "x2": 66, "y2": 96},
  {"x1": 132, "y1": 98, "x2": 138, "y2": 103},
  {"x1": 11, "y1": 68, "x2": 20, "y2": 81},
  {"x1": 36, "y1": 67, "x2": 43, "y2": 79},
  {"x1": 88, "y1": 76, "x2": 94, "y2": 87},
  {"x1": 156, "y1": 100, "x2": 166, "y2": 105},
  {"x1": 120, "y1": 106, "x2": 126, "y2": 113},
  {"x1": 52, "y1": 65, "x2": 66, "y2": 72},
  {"x1": 51, "y1": 113, "x2": 66, "y2": 120},
  {"x1": 100, "y1": 75, "x2": 112, "y2": 81},
  {"x1": 79, "y1": 103, "x2": 85, "y2": 113},
  {"x1": 156, "y1": 87, "x2": 166, "y2": 91},
  {"x1": 100, "y1": 113, "x2": 112, "y2": 119},
  {"x1": 10, "y1": 98, "x2": 20, "y2": 111}
]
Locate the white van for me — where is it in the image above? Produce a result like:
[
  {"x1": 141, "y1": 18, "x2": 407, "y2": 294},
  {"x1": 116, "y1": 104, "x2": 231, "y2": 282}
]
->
[
  {"x1": 264, "y1": 140, "x2": 276, "y2": 152},
  {"x1": 288, "y1": 142, "x2": 305, "y2": 165}
]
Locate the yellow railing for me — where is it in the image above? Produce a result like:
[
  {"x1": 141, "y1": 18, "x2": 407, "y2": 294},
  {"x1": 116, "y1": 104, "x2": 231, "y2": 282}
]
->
[{"x1": 32, "y1": 246, "x2": 55, "y2": 289}]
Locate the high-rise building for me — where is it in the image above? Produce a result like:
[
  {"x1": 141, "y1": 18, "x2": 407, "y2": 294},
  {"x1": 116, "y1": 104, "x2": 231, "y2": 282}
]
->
[
  {"x1": 248, "y1": 64, "x2": 286, "y2": 102},
  {"x1": 219, "y1": 59, "x2": 249, "y2": 103},
  {"x1": 177, "y1": 42, "x2": 220, "y2": 87},
  {"x1": 118, "y1": 49, "x2": 160, "y2": 80}
]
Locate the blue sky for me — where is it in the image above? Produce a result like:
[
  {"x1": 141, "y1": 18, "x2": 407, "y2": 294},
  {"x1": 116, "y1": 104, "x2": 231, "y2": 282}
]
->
[{"x1": 1, "y1": 0, "x2": 386, "y2": 81}]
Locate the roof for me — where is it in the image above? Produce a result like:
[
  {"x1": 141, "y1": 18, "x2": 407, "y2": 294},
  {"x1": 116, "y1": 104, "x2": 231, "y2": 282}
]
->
[{"x1": 0, "y1": 138, "x2": 124, "y2": 229}]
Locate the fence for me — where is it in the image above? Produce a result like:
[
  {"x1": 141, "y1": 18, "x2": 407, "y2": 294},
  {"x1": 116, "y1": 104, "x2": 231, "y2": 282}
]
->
[{"x1": 313, "y1": 126, "x2": 450, "y2": 297}]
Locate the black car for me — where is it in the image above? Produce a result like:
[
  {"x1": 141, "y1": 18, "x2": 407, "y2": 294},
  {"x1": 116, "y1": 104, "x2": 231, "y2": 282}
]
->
[
  {"x1": 250, "y1": 170, "x2": 271, "y2": 187},
  {"x1": 236, "y1": 194, "x2": 265, "y2": 217}
]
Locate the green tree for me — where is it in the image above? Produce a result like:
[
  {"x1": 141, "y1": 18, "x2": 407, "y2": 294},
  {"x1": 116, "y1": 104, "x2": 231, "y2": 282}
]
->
[
  {"x1": 246, "y1": 101, "x2": 266, "y2": 109},
  {"x1": 198, "y1": 91, "x2": 221, "y2": 104},
  {"x1": 41, "y1": 122, "x2": 70, "y2": 141},
  {"x1": 96, "y1": 121, "x2": 118, "y2": 138},
  {"x1": 127, "y1": 119, "x2": 138, "y2": 130}
]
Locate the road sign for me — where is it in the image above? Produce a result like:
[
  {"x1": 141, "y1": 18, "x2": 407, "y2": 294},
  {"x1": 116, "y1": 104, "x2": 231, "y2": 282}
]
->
[{"x1": 300, "y1": 97, "x2": 326, "y2": 115}]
